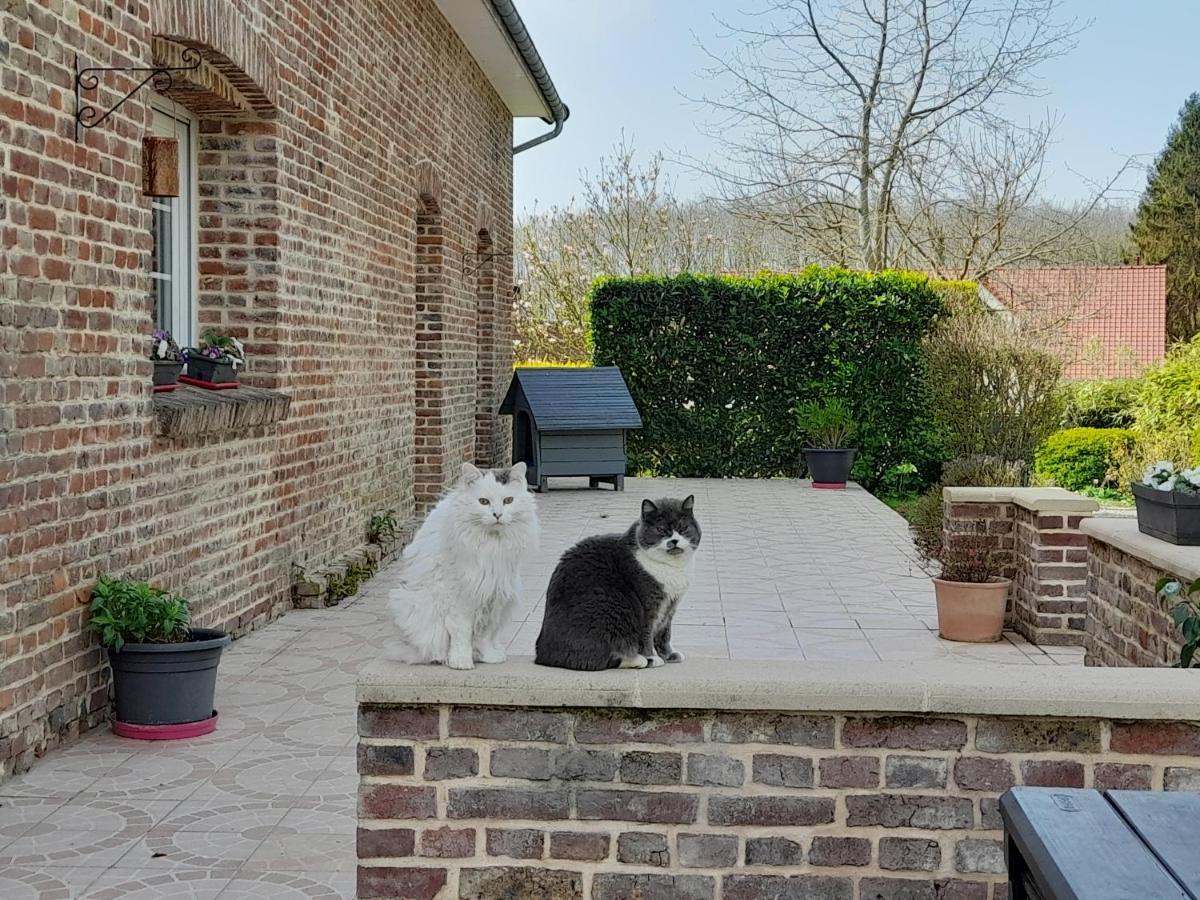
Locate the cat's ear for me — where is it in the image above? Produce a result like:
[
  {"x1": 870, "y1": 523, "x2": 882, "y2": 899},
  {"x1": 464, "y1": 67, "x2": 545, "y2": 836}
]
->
[
  {"x1": 508, "y1": 461, "x2": 527, "y2": 483},
  {"x1": 641, "y1": 499, "x2": 658, "y2": 519},
  {"x1": 682, "y1": 494, "x2": 695, "y2": 513},
  {"x1": 460, "y1": 463, "x2": 483, "y2": 485}
]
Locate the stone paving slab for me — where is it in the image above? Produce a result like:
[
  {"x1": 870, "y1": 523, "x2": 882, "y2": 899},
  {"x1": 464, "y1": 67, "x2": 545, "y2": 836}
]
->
[{"x1": 0, "y1": 478, "x2": 1081, "y2": 898}]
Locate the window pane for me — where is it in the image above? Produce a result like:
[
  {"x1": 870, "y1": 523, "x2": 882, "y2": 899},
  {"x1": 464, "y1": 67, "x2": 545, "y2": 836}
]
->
[{"x1": 153, "y1": 204, "x2": 173, "y2": 332}]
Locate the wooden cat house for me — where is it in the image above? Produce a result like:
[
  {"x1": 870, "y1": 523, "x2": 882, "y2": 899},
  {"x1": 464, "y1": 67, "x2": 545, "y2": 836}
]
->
[{"x1": 499, "y1": 367, "x2": 642, "y2": 492}]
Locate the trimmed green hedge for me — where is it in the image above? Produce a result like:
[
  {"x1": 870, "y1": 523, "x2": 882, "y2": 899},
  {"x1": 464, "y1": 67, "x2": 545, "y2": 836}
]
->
[
  {"x1": 591, "y1": 269, "x2": 944, "y2": 488},
  {"x1": 1033, "y1": 427, "x2": 1134, "y2": 491}
]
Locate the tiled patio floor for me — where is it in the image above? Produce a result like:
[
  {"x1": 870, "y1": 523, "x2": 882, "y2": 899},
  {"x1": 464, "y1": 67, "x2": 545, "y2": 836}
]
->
[{"x1": 0, "y1": 478, "x2": 1081, "y2": 898}]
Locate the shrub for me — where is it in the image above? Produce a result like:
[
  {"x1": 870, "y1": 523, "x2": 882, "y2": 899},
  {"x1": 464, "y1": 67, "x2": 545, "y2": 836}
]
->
[
  {"x1": 923, "y1": 314, "x2": 1062, "y2": 463},
  {"x1": 89, "y1": 577, "x2": 190, "y2": 652},
  {"x1": 591, "y1": 269, "x2": 943, "y2": 488},
  {"x1": 1033, "y1": 428, "x2": 1134, "y2": 491},
  {"x1": 515, "y1": 359, "x2": 589, "y2": 369},
  {"x1": 940, "y1": 455, "x2": 1029, "y2": 487},
  {"x1": 1059, "y1": 379, "x2": 1138, "y2": 429},
  {"x1": 1130, "y1": 335, "x2": 1200, "y2": 461}
]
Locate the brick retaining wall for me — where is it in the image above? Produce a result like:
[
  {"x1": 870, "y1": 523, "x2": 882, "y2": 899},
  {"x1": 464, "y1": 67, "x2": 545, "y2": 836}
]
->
[
  {"x1": 355, "y1": 660, "x2": 1200, "y2": 900},
  {"x1": 1083, "y1": 518, "x2": 1198, "y2": 668},
  {"x1": 357, "y1": 703, "x2": 1200, "y2": 900}
]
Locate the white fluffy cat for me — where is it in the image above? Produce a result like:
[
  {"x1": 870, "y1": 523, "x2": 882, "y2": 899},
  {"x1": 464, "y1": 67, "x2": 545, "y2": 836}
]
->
[{"x1": 386, "y1": 462, "x2": 539, "y2": 669}]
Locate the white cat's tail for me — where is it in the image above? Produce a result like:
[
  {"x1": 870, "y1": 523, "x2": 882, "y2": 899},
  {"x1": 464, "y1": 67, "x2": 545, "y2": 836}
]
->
[{"x1": 386, "y1": 586, "x2": 450, "y2": 664}]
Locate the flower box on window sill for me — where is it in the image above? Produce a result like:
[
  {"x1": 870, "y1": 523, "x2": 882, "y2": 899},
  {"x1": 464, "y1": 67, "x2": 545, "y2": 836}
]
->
[
  {"x1": 153, "y1": 360, "x2": 184, "y2": 391},
  {"x1": 182, "y1": 357, "x2": 239, "y2": 389}
]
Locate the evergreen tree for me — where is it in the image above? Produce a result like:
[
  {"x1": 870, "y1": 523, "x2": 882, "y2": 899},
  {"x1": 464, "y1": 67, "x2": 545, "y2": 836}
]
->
[{"x1": 1131, "y1": 93, "x2": 1200, "y2": 340}]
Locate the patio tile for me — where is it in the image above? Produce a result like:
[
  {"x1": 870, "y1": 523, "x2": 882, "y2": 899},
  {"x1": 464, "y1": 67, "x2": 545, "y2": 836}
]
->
[
  {"x1": 0, "y1": 865, "x2": 109, "y2": 898},
  {"x1": 80, "y1": 868, "x2": 232, "y2": 899}
]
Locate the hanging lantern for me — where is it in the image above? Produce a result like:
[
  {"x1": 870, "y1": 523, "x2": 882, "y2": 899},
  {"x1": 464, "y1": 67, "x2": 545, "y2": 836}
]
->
[{"x1": 142, "y1": 136, "x2": 179, "y2": 197}]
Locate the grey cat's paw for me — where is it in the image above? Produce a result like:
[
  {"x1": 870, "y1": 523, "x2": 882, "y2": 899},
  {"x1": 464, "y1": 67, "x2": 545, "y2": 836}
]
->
[
  {"x1": 665, "y1": 650, "x2": 685, "y2": 663},
  {"x1": 645, "y1": 654, "x2": 666, "y2": 668}
]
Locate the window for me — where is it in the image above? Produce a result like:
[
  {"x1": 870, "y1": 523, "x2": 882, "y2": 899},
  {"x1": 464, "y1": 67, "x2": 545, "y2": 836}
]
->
[{"x1": 150, "y1": 102, "x2": 197, "y2": 348}]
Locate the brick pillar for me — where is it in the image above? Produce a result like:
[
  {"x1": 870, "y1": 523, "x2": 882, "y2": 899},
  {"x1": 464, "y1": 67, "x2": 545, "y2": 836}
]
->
[
  {"x1": 474, "y1": 230, "x2": 499, "y2": 466},
  {"x1": 942, "y1": 488, "x2": 1097, "y2": 646},
  {"x1": 414, "y1": 201, "x2": 448, "y2": 513}
]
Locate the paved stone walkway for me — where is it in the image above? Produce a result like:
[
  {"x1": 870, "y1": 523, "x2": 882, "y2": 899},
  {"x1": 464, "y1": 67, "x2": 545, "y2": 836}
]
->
[{"x1": 0, "y1": 479, "x2": 1081, "y2": 898}]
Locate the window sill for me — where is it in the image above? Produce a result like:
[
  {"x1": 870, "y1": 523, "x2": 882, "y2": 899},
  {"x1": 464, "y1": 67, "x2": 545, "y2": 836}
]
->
[{"x1": 152, "y1": 384, "x2": 291, "y2": 438}]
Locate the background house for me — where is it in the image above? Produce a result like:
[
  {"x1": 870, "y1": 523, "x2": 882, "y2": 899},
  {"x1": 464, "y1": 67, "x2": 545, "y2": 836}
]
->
[
  {"x1": 978, "y1": 265, "x2": 1168, "y2": 379},
  {"x1": 0, "y1": 0, "x2": 564, "y2": 777}
]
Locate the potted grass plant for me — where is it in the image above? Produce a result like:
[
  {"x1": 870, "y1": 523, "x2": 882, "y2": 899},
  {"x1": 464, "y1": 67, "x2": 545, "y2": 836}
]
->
[
  {"x1": 910, "y1": 490, "x2": 1011, "y2": 642},
  {"x1": 1133, "y1": 462, "x2": 1200, "y2": 546},
  {"x1": 796, "y1": 398, "x2": 858, "y2": 489},
  {"x1": 90, "y1": 576, "x2": 229, "y2": 739},
  {"x1": 182, "y1": 331, "x2": 245, "y2": 389},
  {"x1": 150, "y1": 329, "x2": 184, "y2": 392}
]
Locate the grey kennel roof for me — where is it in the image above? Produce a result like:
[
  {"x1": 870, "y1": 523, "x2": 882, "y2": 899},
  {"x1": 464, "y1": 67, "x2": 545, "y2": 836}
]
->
[{"x1": 500, "y1": 367, "x2": 643, "y2": 432}]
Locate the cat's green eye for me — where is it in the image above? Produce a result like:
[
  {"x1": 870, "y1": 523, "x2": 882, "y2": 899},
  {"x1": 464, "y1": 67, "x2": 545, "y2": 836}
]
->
[
  {"x1": 503, "y1": 497, "x2": 514, "y2": 505},
  {"x1": 479, "y1": 498, "x2": 490, "y2": 506}
]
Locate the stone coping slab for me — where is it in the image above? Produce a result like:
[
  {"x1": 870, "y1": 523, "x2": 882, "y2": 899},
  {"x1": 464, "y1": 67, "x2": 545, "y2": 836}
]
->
[
  {"x1": 1083, "y1": 517, "x2": 1200, "y2": 582},
  {"x1": 358, "y1": 657, "x2": 1200, "y2": 720},
  {"x1": 943, "y1": 485, "x2": 1099, "y2": 514}
]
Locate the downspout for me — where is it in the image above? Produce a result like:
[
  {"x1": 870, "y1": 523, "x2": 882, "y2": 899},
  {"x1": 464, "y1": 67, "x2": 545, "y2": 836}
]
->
[{"x1": 489, "y1": 0, "x2": 569, "y2": 155}]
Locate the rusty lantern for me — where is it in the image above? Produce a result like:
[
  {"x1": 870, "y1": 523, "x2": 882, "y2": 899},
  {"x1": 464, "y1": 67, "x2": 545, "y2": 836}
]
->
[{"x1": 142, "y1": 135, "x2": 179, "y2": 197}]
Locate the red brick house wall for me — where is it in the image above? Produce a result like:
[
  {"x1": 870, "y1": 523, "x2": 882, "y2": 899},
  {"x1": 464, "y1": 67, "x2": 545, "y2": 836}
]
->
[{"x1": 1, "y1": 0, "x2": 515, "y2": 777}]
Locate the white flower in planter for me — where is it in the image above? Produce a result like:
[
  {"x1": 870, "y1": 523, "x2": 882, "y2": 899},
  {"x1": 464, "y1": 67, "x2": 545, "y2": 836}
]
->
[
  {"x1": 1144, "y1": 461, "x2": 1180, "y2": 491},
  {"x1": 1181, "y1": 468, "x2": 1200, "y2": 493}
]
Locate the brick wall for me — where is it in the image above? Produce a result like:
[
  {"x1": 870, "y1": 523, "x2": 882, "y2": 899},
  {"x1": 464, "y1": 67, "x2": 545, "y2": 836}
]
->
[
  {"x1": 1085, "y1": 538, "x2": 1180, "y2": 667},
  {"x1": 356, "y1": 703, "x2": 1200, "y2": 900},
  {"x1": 1, "y1": 0, "x2": 515, "y2": 777},
  {"x1": 1081, "y1": 519, "x2": 1200, "y2": 668},
  {"x1": 942, "y1": 489, "x2": 1097, "y2": 647}
]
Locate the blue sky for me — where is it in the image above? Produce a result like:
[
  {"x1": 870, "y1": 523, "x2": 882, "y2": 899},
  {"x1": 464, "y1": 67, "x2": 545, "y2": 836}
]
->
[{"x1": 513, "y1": 0, "x2": 1199, "y2": 214}]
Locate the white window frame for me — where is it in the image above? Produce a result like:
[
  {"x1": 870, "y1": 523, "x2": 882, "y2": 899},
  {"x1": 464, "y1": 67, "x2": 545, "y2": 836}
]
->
[{"x1": 150, "y1": 100, "x2": 198, "y2": 349}]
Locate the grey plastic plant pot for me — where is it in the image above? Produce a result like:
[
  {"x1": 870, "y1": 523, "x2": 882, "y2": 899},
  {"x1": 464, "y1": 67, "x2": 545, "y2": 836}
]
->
[
  {"x1": 184, "y1": 357, "x2": 238, "y2": 384},
  {"x1": 804, "y1": 448, "x2": 858, "y2": 487},
  {"x1": 152, "y1": 360, "x2": 183, "y2": 386},
  {"x1": 107, "y1": 628, "x2": 229, "y2": 726},
  {"x1": 1133, "y1": 483, "x2": 1200, "y2": 545}
]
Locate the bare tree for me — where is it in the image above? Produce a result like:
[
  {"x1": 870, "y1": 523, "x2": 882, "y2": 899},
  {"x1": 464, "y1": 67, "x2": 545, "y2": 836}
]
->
[{"x1": 693, "y1": 0, "x2": 1097, "y2": 272}]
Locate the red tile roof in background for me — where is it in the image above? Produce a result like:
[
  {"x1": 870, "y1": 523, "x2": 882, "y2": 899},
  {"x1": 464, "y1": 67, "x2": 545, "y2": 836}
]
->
[{"x1": 979, "y1": 265, "x2": 1167, "y2": 380}]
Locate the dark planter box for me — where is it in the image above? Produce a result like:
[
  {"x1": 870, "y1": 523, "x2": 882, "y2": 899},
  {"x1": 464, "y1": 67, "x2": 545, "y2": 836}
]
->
[
  {"x1": 108, "y1": 627, "x2": 229, "y2": 725},
  {"x1": 186, "y1": 356, "x2": 238, "y2": 384},
  {"x1": 1133, "y1": 482, "x2": 1200, "y2": 546},
  {"x1": 804, "y1": 447, "x2": 858, "y2": 486},
  {"x1": 152, "y1": 360, "x2": 183, "y2": 387}
]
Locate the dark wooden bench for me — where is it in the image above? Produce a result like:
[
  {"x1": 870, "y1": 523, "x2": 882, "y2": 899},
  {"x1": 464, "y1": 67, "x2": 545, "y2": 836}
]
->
[{"x1": 1001, "y1": 787, "x2": 1199, "y2": 899}]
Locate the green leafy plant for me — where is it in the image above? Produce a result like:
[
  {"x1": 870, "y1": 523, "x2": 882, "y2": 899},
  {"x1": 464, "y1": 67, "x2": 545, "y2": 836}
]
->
[
  {"x1": 89, "y1": 577, "x2": 190, "y2": 652},
  {"x1": 1033, "y1": 427, "x2": 1134, "y2": 491},
  {"x1": 327, "y1": 557, "x2": 379, "y2": 605},
  {"x1": 591, "y1": 269, "x2": 944, "y2": 489},
  {"x1": 368, "y1": 510, "x2": 399, "y2": 544},
  {"x1": 185, "y1": 331, "x2": 246, "y2": 368},
  {"x1": 795, "y1": 398, "x2": 857, "y2": 449},
  {"x1": 1156, "y1": 577, "x2": 1200, "y2": 668}
]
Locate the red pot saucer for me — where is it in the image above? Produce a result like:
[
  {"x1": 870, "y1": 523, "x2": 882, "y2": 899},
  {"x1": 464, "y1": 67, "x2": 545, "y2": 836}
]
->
[{"x1": 112, "y1": 710, "x2": 218, "y2": 740}]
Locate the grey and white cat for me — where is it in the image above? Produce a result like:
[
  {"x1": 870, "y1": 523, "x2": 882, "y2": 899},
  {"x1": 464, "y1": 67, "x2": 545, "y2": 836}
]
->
[{"x1": 534, "y1": 496, "x2": 701, "y2": 671}]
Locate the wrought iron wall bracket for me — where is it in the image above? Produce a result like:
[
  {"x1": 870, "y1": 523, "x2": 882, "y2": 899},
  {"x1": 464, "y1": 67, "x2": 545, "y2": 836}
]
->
[
  {"x1": 461, "y1": 248, "x2": 507, "y2": 278},
  {"x1": 74, "y1": 47, "x2": 202, "y2": 142}
]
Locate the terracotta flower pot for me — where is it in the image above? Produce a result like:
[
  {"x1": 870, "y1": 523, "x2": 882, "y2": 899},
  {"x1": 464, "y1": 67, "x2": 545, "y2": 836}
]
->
[{"x1": 933, "y1": 576, "x2": 1011, "y2": 643}]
